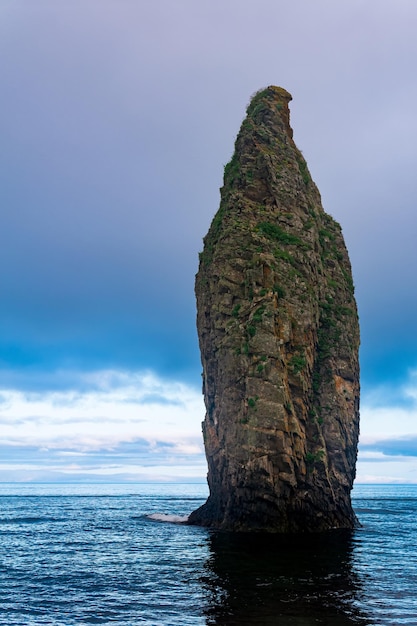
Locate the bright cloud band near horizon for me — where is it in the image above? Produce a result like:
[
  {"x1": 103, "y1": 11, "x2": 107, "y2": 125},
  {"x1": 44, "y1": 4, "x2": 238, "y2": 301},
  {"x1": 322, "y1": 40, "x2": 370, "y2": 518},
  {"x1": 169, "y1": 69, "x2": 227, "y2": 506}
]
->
[
  {"x1": 1, "y1": 368, "x2": 417, "y2": 484},
  {"x1": 0, "y1": 370, "x2": 206, "y2": 483}
]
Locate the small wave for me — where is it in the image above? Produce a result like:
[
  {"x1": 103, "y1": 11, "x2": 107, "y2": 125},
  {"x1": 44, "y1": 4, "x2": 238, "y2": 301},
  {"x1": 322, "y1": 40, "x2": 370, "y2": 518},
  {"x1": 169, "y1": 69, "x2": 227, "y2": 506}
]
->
[
  {"x1": 0, "y1": 517, "x2": 62, "y2": 524},
  {"x1": 147, "y1": 513, "x2": 189, "y2": 524}
]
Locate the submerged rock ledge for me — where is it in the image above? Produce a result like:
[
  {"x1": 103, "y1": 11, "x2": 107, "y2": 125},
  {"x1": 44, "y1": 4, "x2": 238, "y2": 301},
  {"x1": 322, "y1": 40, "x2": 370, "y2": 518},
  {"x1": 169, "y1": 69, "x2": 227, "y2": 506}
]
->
[{"x1": 188, "y1": 86, "x2": 360, "y2": 533}]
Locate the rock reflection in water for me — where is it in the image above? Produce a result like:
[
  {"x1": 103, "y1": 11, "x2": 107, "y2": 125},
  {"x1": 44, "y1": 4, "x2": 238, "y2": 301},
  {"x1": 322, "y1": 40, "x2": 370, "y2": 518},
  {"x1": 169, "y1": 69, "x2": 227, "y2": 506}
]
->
[{"x1": 202, "y1": 530, "x2": 370, "y2": 626}]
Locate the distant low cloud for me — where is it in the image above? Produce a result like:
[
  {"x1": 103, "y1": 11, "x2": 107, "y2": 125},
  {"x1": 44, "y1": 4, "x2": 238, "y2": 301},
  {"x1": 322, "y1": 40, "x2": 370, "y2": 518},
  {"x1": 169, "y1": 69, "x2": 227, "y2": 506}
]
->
[
  {"x1": 3, "y1": 367, "x2": 417, "y2": 483},
  {"x1": 356, "y1": 369, "x2": 417, "y2": 483},
  {"x1": 360, "y1": 369, "x2": 417, "y2": 442},
  {"x1": 0, "y1": 369, "x2": 207, "y2": 482},
  {"x1": 361, "y1": 437, "x2": 417, "y2": 458}
]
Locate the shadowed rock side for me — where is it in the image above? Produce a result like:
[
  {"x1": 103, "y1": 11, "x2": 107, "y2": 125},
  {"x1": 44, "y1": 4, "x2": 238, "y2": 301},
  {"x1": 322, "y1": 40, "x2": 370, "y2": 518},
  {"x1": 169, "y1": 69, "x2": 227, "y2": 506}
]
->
[{"x1": 188, "y1": 86, "x2": 360, "y2": 532}]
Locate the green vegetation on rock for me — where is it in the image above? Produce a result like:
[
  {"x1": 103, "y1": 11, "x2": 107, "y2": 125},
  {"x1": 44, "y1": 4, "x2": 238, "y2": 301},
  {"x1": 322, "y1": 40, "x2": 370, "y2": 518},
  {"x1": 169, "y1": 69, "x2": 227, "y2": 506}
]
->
[{"x1": 190, "y1": 86, "x2": 360, "y2": 534}]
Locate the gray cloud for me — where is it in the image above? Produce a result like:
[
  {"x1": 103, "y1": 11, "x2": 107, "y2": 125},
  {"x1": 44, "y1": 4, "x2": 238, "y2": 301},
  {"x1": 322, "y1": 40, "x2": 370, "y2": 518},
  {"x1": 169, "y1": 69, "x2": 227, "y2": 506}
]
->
[
  {"x1": 361, "y1": 437, "x2": 417, "y2": 458},
  {"x1": 0, "y1": 1, "x2": 416, "y2": 389},
  {"x1": 0, "y1": 436, "x2": 206, "y2": 483}
]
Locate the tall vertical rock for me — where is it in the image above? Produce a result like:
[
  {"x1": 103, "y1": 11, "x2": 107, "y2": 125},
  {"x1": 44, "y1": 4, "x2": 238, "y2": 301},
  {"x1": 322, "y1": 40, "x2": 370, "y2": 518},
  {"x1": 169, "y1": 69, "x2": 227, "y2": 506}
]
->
[{"x1": 189, "y1": 86, "x2": 360, "y2": 532}]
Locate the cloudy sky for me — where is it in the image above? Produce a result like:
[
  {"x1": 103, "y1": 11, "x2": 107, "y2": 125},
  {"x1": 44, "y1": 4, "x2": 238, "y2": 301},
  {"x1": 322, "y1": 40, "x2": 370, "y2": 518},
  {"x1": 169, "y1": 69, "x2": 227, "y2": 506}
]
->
[{"x1": 1, "y1": 0, "x2": 417, "y2": 483}]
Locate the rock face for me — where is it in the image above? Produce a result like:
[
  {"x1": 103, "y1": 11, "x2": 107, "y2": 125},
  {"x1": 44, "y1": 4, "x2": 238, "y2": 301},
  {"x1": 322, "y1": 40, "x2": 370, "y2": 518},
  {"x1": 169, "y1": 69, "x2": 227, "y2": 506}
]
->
[{"x1": 188, "y1": 86, "x2": 360, "y2": 532}]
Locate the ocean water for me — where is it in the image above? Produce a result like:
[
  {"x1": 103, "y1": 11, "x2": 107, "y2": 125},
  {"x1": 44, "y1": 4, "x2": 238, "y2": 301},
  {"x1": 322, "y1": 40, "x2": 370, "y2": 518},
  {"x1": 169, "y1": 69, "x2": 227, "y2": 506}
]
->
[{"x1": 1, "y1": 483, "x2": 417, "y2": 625}]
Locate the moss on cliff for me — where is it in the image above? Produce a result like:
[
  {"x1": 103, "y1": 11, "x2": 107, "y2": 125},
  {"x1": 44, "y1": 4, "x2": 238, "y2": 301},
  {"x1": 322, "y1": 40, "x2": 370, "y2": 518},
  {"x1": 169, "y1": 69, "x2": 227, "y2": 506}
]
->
[{"x1": 189, "y1": 86, "x2": 360, "y2": 533}]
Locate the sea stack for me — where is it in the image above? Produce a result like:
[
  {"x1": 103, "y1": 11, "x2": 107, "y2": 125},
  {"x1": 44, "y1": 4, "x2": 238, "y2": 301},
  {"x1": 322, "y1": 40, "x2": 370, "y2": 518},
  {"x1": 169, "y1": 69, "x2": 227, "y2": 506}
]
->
[{"x1": 189, "y1": 86, "x2": 360, "y2": 532}]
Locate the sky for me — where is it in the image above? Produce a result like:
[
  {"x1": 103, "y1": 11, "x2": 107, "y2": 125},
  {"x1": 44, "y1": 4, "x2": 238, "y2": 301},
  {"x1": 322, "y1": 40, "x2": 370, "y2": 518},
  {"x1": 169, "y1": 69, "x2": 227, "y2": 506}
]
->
[{"x1": 1, "y1": 0, "x2": 417, "y2": 484}]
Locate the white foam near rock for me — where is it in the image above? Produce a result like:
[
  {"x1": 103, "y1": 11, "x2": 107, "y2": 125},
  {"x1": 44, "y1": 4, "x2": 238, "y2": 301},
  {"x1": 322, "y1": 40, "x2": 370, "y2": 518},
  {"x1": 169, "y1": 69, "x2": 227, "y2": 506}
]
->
[{"x1": 147, "y1": 513, "x2": 189, "y2": 524}]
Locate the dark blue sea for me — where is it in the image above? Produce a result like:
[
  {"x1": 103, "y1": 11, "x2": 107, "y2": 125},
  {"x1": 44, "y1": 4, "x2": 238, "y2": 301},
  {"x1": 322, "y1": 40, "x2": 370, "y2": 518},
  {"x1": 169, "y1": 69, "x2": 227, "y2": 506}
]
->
[{"x1": 1, "y1": 483, "x2": 417, "y2": 625}]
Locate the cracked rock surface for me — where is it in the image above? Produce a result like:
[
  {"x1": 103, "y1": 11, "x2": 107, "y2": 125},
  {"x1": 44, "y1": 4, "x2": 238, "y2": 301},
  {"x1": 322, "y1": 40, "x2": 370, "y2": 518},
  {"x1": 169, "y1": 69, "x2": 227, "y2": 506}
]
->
[{"x1": 188, "y1": 86, "x2": 360, "y2": 532}]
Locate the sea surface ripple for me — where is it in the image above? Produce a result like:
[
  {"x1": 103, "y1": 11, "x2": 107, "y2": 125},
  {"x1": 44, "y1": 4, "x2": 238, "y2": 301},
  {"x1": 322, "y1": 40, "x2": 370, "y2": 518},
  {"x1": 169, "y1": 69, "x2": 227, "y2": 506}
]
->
[{"x1": 1, "y1": 483, "x2": 416, "y2": 625}]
